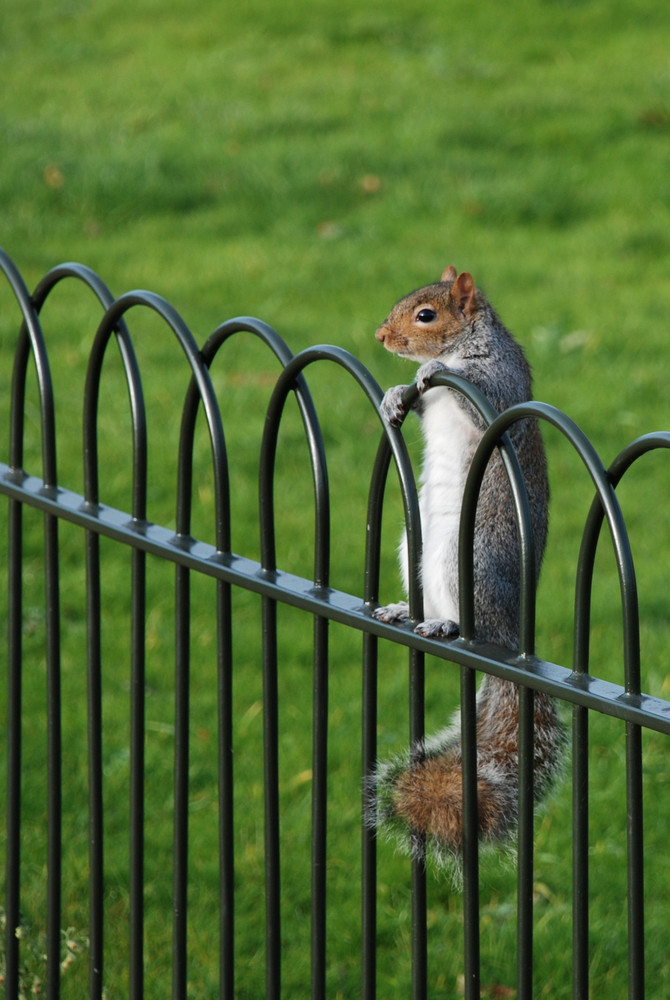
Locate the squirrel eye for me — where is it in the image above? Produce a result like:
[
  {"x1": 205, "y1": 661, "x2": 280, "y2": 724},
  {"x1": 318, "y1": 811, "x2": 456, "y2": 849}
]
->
[{"x1": 416, "y1": 308, "x2": 437, "y2": 324}]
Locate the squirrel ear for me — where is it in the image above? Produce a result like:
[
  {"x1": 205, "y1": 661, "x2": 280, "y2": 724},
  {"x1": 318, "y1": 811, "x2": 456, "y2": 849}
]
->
[
  {"x1": 452, "y1": 272, "x2": 476, "y2": 317},
  {"x1": 441, "y1": 265, "x2": 457, "y2": 283}
]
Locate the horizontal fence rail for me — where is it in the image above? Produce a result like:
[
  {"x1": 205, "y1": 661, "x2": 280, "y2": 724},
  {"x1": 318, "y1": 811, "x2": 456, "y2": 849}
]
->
[{"x1": 1, "y1": 248, "x2": 669, "y2": 999}]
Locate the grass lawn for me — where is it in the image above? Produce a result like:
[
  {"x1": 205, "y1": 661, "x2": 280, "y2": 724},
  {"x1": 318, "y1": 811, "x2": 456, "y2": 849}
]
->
[{"x1": 2, "y1": 0, "x2": 670, "y2": 996}]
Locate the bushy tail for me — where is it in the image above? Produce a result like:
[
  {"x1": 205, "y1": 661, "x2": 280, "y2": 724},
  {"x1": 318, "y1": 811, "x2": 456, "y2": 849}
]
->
[{"x1": 366, "y1": 676, "x2": 565, "y2": 871}]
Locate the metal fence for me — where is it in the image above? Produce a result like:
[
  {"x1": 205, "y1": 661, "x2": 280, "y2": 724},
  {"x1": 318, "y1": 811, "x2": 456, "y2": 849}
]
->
[{"x1": 1, "y1": 248, "x2": 669, "y2": 1000}]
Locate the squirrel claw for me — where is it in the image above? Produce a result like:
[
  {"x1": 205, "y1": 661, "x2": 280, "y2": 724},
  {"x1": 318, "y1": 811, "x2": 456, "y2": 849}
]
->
[{"x1": 414, "y1": 618, "x2": 459, "y2": 639}]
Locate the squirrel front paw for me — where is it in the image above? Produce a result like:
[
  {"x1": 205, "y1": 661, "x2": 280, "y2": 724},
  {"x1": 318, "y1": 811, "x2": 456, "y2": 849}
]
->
[
  {"x1": 373, "y1": 600, "x2": 411, "y2": 624},
  {"x1": 415, "y1": 359, "x2": 449, "y2": 395},
  {"x1": 379, "y1": 385, "x2": 409, "y2": 426}
]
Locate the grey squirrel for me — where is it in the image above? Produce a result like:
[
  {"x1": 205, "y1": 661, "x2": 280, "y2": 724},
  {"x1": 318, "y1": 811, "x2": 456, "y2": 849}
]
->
[{"x1": 369, "y1": 266, "x2": 565, "y2": 867}]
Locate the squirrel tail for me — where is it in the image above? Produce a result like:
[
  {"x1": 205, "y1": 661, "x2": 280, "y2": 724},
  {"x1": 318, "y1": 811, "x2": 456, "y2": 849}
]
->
[{"x1": 366, "y1": 676, "x2": 566, "y2": 872}]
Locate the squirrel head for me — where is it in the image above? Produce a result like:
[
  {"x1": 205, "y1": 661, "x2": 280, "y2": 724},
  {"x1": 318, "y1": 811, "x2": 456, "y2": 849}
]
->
[{"x1": 376, "y1": 267, "x2": 477, "y2": 362}]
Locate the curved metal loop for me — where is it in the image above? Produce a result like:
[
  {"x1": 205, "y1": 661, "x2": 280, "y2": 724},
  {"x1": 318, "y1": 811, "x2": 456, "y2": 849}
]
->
[
  {"x1": 32, "y1": 260, "x2": 118, "y2": 313},
  {"x1": 258, "y1": 344, "x2": 422, "y2": 611},
  {"x1": 489, "y1": 400, "x2": 639, "y2": 695},
  {"x1": 256, "y1": 345, "x2": 335, "y2": 587},
  {"x1": 412, "y1": 375, "x2": 640, "y2": 683},
  {"x1": 367, "y1": 380, "x2": 426, "y2": 620},
  {"x1": 575, "y1": 431, "x2": 670, "y2": 692},
  {"x1": 201, "y1": 315, "x2": 299, "y2": 369},
  {"x1": 85, "y1": 290, "x2": 229, "y2": 549},
  {"x1": 0, "y1": 248, "x2": 57, "y2": 484},
  {"x1": 175, "y1": 317, "x2": 304, "y2": 550},
  {"x1": 17, "y1": 261, "x2": 149, "y2": 521},
  {"x1": 412, "y1": 370, "x2": 535, "y2": 652}
]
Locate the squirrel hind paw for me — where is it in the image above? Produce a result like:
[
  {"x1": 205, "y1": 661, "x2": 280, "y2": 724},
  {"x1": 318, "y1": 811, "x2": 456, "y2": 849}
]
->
[
  {"x1": 414, "y1": 618, "x2": 459, "y2": 639},
  {"x1": 373, "y1": 600, "x2": 411, "y2": 624}
]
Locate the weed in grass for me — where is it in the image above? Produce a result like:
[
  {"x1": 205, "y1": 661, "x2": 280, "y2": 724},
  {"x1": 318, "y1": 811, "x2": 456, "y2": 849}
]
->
[{"x1": 0, "y1": 908, "x2": 88, "y2": 999}]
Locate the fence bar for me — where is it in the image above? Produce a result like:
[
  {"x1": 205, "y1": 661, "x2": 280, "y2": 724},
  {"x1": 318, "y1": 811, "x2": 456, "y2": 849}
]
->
[
  {"x1": 368, "y1": 379, "x2": 427, "y2": 1000},
  {"x1": 262, "y1": 594, "x2": 282, "y2": 1000},
  {"x1": 361, "y1": 631, "x2": 378, "y2": 1000},
  {"x1": 129, "y1": 547, "x2": 146, "y2": 1000},
  {"x1": 173, "y1": 562, "x2": 191, "y2": 1000},
  {"x1": 516, "y1": 684, "x2": 535, "y2": 1000},
  {"x1": 4, "y1": 462, "x2": 670, "y2": 732},
  {"x1": 461, "y1": 663, "x2": 481, "y2": 1000},
  {"x1": 410, "y1": 646, "x2": 427, "y2": 1000},
  {"x1": 573, "y1": 518, "x2": 592, "y2": 1000},
  {"x1": 360, "y1": 435, "x2": 393, "y2": 1000},
  {"x1": 85, "y1": 527, "x2": 104, "y2": 999},
  {"x1": 572, "y1": 705, "x2": 589, "y2": 1000},
  {"x1": 217, "y1": 577, "x2": 235, "y2": 1000},
  {"x1": 626, "y1": 721, "x2": 644, "y2": 1000},
  {"x1": 45, "y1": 529, "x2": 63, "y2": 995},
  {"x1": 2, "y1": 248, "x2": 60, "y2": 1000},
  {"x1": 311, "y1": 614, "x2": 329, "y2": 1000},
  {"x1": 5, "y1": 494, "x2": 23, "y2": 1000},
  {"x1": 571, "y1": 434, "x2": 670, "y2": 1000}
]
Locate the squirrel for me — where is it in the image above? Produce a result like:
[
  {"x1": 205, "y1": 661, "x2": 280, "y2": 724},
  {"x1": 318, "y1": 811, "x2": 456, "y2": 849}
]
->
[{"x1": 368, "y1": 266, "x2": 565, "y2": 869}]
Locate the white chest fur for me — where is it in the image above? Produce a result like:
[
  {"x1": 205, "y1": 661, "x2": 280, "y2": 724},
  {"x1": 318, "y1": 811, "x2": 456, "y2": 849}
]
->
[{"x1": 399, "y1": 386, "x2": 480, "y2": 622}]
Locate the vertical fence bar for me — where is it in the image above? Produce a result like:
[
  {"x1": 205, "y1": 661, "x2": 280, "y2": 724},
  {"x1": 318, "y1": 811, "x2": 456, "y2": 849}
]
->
[
  {"x1": 173, "y1": 562, "x2": 190, "y2": 1000},
  {"x1": 41, "y1": 378, "x2": 63, "y2": 1000},
  {"x1": 0, "y1": 251, "x2": 24, "y2": 1000},
  {"x1": 570, "y1": 433, "x2": 670, "y2": 1000},
  {"x1": 626, "y1": 722, "x2": 644, "y2": 1000},
  {"x1": 361, "y1": 434, "x2": 393, "y2": 1000},
  {"x1": 72, "y1": 267, "x2": 150, "y2": 1000},
  {"x1": 310, "y1": 367, "x2": 331, "y2": 1000},
  {"x1": 311, "y1": 614, "x2": 329, "y2": 1000},
  {"x1": 85, "y1": 528, "x2": 104, "y2": 999},
  {"x1": 460, "y1": 663, "x2": 480, "y2": 1000},
  {"x1": 262, "y1": 593, "x2": 282, "y2": 1000},
  {"x1": 516, "y1": 684, "x2": 535, "y2": 1000},
  {"x1": 2, "y1": 252, "x2": 61, "y2": 1000},
  {"x1": 177, "y1": 324, "x2": 235, "y2": 1000},
  {"x1": 5, "y1": 492, "x2": 23, "y2": 1000},
  {"x1": 129, "y1": 548, "x2": 146, "y2": 1000},
  {"x1": 257, "y1": 347, "x2": 333, "y2": 1000},
  {"x1": 572, "y1": 565, "x2": 591, "y2": 1000},
  {"x1": 363, "y1": 378, "x2": 425, "y2": 1000},
  {"x1": 217, "y1": 577, "x2": 235, "y2": 1000},
  {"x1": 361, "y1": 629, "x2": 378, "y2": 1000},
  {"x1": 369, "y1": 380, "x2": 429, "y2": 1000},
  {"x1": 572, "y1": 470, "x2": 597, "y2": 1000},
  {"x1": 44, "y1": 511, "x2": 62, "y2": 1000},
  {"x1": 452, "y1": 387, "x2": 540, "y2": 1000},
  {"x1": 571, "y1": 705, "x2": 589, "y2": 1000},
  {"x1": 409, "y1": 649, "x2": 427, "y2": 1000}
]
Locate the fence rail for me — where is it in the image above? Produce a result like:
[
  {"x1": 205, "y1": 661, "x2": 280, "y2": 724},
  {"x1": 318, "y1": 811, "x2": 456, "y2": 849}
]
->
[{"x1": 1, "y1": 248, "x2": 669, "y2": 999}]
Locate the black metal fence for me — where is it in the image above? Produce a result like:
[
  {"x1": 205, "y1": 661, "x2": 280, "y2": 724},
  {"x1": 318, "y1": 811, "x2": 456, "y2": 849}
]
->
[{"x1": 1, "y1": 248, "x2": 669, "y2": 1000}]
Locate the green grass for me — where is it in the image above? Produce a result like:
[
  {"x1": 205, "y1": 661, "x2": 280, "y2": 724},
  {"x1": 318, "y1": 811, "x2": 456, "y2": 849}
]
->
[{"x1": 2, "y1": 0, "x2": 670, "y2": 996}]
